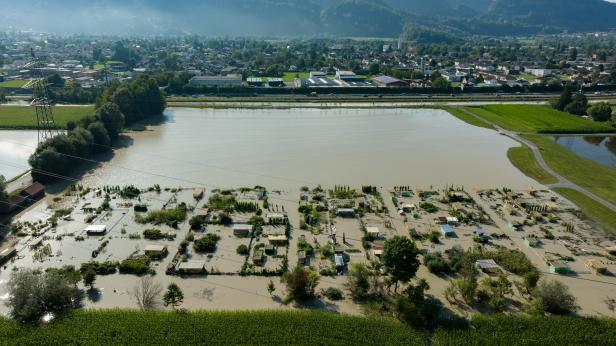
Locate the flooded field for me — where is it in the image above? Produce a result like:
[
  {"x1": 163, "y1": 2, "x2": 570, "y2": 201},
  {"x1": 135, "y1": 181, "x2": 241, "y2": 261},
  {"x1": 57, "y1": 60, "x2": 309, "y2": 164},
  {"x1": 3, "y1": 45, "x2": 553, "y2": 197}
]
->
[
  {"x1": 78, "y1": 107, "x2": 539, "y2": 191},
  {"x1": 0, "y1": 130, "x2": 37, "y2": 179},
  {"x1": 551, "y1": 135, "x2": 616, "y2": 168}
]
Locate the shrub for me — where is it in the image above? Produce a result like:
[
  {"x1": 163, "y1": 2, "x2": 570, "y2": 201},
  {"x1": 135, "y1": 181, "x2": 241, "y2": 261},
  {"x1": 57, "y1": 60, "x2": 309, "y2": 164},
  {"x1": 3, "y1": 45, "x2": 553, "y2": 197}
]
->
[
  {"x1": 236, "y1": 244, "x2": 249, "y2": 255},
  {"x1": 321, "y1": 287, "x2": 343, "y2": 300},
  {"x1": 194, "y1": 234, "x2": 221, "y2": 253},
  {"x1": 143, "y1": 228, "x2": 176, "y2": 241},
  {"x1": 189, "y1": 215, "x2": 207, "y2": 230},
  {"x1": 420, "y1": 202, "x2": 438, "y2": 213},
  {"x1": 423, "y1": 252, "x2": 450, "y2": 274},
  {"x1": 141, "y1": 204, "x2": 187, "y2": 227},
  {"x1": 119, "y1": 257, "x2": 151, "y2": 275},
  {"x1": 80, "y1": 261, "x2": 118, "y2": 275},
  {"x1": 531, "y1": 279, "x2": 578, "y2": 315},
  {"x1": 345, "y1": 263, "x2": 371, "y2": 301},
  {"x1": 281, "y1": 266, "x2": 320, "y2": 302}
]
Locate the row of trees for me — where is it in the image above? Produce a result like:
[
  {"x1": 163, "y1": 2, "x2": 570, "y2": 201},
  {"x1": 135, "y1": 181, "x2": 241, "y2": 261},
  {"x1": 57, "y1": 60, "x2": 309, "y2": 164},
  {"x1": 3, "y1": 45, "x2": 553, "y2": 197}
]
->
[
  {"x1": 29, "y1": 76, "x2": 165, "y2": 183},
  {"x1": 552, "y1": 86, "x2": 614, "y2": 122}
]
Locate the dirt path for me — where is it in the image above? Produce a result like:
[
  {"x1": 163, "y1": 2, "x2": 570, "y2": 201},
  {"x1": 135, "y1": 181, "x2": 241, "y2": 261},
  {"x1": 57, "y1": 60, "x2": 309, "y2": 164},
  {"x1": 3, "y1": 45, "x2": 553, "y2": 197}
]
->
[{"x1": 456, "y1": 107, "x2": 616, "y2": 214}]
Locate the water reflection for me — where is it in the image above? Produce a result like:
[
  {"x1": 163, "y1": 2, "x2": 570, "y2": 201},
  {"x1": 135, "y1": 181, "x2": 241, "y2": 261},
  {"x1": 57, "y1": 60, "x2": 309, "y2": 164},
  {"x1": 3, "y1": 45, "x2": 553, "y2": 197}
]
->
[
  {"x1": 552, "y1": 136, "x2": 616, "y2": 167},
  {"x1": 0, "y1": 131, "x2": 38, "y2": 179}
]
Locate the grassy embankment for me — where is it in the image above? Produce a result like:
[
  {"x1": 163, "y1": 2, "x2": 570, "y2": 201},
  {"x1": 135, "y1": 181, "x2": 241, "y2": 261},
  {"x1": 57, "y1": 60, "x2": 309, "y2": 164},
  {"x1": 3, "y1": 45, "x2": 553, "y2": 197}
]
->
[
  {"x1": 1, "y1": 310, "x2": 615, "y2": 345},
  {"x1": 506, "y1": 146, "x2": 558, "y2": 185},
  {"x1": 458, "y1": 105, "x2": 616, "y2": 235},
  {"x1": 0, "y1": 105, "x2": 95, "y2": 129},
  {"x1": 443, "y1": 107, "x2": 493, "y2": 130},
  {"x1": 466, "y1": 104, "x2": 616, "y2": 134}
]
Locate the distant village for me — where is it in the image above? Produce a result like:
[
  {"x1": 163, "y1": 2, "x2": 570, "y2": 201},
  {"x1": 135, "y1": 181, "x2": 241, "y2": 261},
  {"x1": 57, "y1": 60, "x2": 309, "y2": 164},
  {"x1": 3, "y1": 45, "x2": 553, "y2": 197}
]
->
[{"x1": 1, "y1": 31, "x2": 615, "y2": 94}]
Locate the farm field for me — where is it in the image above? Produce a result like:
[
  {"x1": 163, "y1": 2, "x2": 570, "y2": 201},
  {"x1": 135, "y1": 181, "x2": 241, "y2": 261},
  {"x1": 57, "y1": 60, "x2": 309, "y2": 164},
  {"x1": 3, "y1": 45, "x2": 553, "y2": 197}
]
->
[
  {"x1": 465, "y1": 105, "x2": 616, "y2": 133},
  {"x1": 0, "y1": 105, "x2": 95, "y2": 129},
  {"x1": 432, "y1": 315, "x2": 616, "y2": 345},
  {"x1": 506, "y1": 145, "x2": 558, "y2": 185},
  {"x1": 0, "y1": 310, "x2": 424, "y2": 345},
  {"x1": 1, "y1": 310, "x2": 614, "y2": 345}
]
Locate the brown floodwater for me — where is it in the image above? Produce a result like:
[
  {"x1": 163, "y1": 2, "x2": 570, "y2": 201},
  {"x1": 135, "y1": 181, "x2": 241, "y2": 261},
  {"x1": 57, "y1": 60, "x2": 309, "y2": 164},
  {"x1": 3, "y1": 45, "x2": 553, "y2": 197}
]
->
[{"x1": 76, "y1": 107, "x2": 540, "y2": 191}]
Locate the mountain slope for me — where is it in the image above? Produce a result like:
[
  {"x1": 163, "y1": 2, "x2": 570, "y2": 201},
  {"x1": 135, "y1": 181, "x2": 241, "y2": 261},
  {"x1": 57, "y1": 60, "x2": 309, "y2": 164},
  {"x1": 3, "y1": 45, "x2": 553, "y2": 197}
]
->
[{"x1": 0, "y1": 0, "x2": 615, "y2": 37}]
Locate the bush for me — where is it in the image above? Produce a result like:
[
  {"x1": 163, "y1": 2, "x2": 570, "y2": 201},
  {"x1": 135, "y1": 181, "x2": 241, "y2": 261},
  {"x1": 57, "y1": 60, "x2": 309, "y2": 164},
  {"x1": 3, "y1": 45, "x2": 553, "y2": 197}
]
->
[
  {"x1": 531, "y1": 279, "x2": 578, "y2": 315},
  {"x1": 194, "y1": 234, "x2": 221, "y2": 253},
  {"x1": 119, "y1": 185, "x2": 140, "y2": 199},
  {"x1": 587, "y1": 102, "x2": 613, "y2": 122},
  {"x1": 420, "y1": 202, "x2": 438, "y2": 213},
  {"x1": 423, "y1": 252, "x2": 450, "y2": 274},
  {"x1": 189, "y1": 215, "x2": 207, "y2": 230},
  {"x1": 236, "y1": 244, "x2": 249, "y2": 255},
  {"x1": 80, "y1": 261, "x2": 118, "y2": 275},
  {"x1": 345, "y1": 263, "x2": 371, "y2": 301},
  {"x1": 321, "y1": 287, "x2": 343, "y2": 300},
  {"x1": 141, "y1": 204, "x2": 187, "y2": 227},
  {"x1": 143, "y1": 228, "x2": 175, "y2": 241},
  {"x1": 119, "y1": 257, "x2": 151, "y2": 275}
]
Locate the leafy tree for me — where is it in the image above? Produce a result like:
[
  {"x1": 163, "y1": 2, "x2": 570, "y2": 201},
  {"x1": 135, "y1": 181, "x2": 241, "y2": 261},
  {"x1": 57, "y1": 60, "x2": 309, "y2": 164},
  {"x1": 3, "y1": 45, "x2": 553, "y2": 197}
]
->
[
  {"x1": 587, "y1": 102, "x2": 613, "y2": 122},
  {"x1": 345, "y1": 263, "x2": 371, "y2": 301},
  {"x1": 95, "y1": 102, "x2": 125, "y2": 139},
  {"x1": 193, "y1": 234, "x2": 221, "y2": 253},
  {"x1": 395, "y1": 279, "x2": 437, "y2": 328},
  {"x1": 46, "y1": 73, "x2": 65, "y2": 87},
  {"x1": 0, "y1": 175, "x2": 7, "y2": 203},
  {"x1": 531, "y1": 279, "x2": 578, "y2": 315},
  {"x1": 83, "y1": 270, "x2": 96, "y2": 289},
  {"x1": 381, "y1": 236, "x2": 420, "y2": 292},
  {"x1": 553, "y1": 85, "x2": 573, "y2": 111},
  {"x1": 87, "y1": 122, "x2": 112, "y2": 150},
  {"x1": 522, "y1": 270, "x2": 540, "y2": 295},
  {"x1": 564, "y1": 93, "x2": 588, "y2": 116},
  {"x1": 163, "y1": 283, "x2": 184, "y2": 310},
  {"x1": 481, "y1": 274, "x2": 513, "y2": 312},
  {"x1": 267, "y1": 280, "x2": 275, "y2": 296},
  {"x1": 281, "y1": 266, "x2": 320, "y2": 302},
  {"x1": 432, "y1": 76, "x2": 450, "y2": 89},
  {"x1": 6, "y1": 268, "x2": 84, "y2": 322},
  {"x1": 0, "y1": 88, "x2": 6, "y2": 103},
  {"x1": 236, "y1": 244, "x2": 249, "y2": 255}
]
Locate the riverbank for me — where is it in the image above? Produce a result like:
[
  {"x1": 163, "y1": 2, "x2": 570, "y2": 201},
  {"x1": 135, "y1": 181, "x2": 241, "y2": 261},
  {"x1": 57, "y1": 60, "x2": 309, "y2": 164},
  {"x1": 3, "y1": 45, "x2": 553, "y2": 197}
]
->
[{"x1": 454, "y1": 106, "x2": 616, "y2": 235}]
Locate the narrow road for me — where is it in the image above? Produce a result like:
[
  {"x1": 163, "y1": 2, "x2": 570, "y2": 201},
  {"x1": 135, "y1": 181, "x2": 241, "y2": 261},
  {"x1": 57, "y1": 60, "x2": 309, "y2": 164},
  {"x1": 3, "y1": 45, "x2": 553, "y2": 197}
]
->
[{"x1": 456, "y1": 107, "x2": 616, "y2": 213}]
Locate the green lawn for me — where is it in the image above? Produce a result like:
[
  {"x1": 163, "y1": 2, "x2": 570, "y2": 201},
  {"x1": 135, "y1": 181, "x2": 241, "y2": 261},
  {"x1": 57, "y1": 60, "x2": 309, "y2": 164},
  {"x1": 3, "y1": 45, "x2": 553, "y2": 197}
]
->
[
  {"x1": 523, "y1": 134, "x2": 616, "y2": 206},
  {"x1": 466, "y1": 105, "x2": 616, "y2": 133},
  {"x1": 283, "y1": 72, "x2": 310, "y2": 82},
  {"x1": 0, "y1": 310, "x2": 423, "y2": 345},
  {"x1": 507, "y1": 145, "x2": 558, "y2": 185},
  {"x1": 554, "y1": 188, "x2": 616, "y2": 235},
  {"x1": 518, "y1": 73, "x2": 538, "y2": 82},
  {"x1": 0, "y1": 79, "x2": 29, "y2": 88},
  {"x1": 0, "y1": 105, "x2": 95, "y2": 129},
  {"x1": 444, "y1": 107, "x2": 493, "y2": 129}
]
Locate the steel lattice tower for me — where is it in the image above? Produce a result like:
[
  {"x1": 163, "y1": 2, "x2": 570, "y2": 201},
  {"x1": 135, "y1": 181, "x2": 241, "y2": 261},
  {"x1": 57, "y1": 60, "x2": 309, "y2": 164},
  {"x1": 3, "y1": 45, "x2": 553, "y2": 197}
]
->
[{"x1": 28, "y1": 49, "x2": 57, "y2": 143}]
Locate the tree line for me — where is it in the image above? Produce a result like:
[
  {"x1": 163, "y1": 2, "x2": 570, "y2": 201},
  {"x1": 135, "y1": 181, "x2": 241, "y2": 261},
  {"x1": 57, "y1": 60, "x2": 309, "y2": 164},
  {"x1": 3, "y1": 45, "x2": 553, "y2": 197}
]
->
[{"x1": 29, "y1": 76, "x2": 166, "y2": 183}]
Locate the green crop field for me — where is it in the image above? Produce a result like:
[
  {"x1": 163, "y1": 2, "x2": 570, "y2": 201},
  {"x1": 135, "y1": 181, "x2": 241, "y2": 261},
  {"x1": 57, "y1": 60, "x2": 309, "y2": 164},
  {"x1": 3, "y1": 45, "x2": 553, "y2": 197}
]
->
[
  {"x1": 0, "y1": 79, "x2": 29, "y2": 88},
  {"x1": 0, "y1": 105, "x2": 95, "y2": 129},
  {"x1": 507, "y1": 145, "x2": 558, "y2": 185},
  {"x1": 466, "y1": 105, "x2": 616, "y2": 133},
  {"x1": 433, "y1": 315, "x2": 616, "y2": 345},
  {"x1": 523, "y1": 134, "x2": 616, "y2": 206},
  {"x1": 1, "y1": 310, "x2": 615, "y2": 345},
  {"x1": 0, "y1": 310, "x2": 424, "y2": 345},
  {"x1": 444, "y1": 107, "x2": 493, "y2": 129}
]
